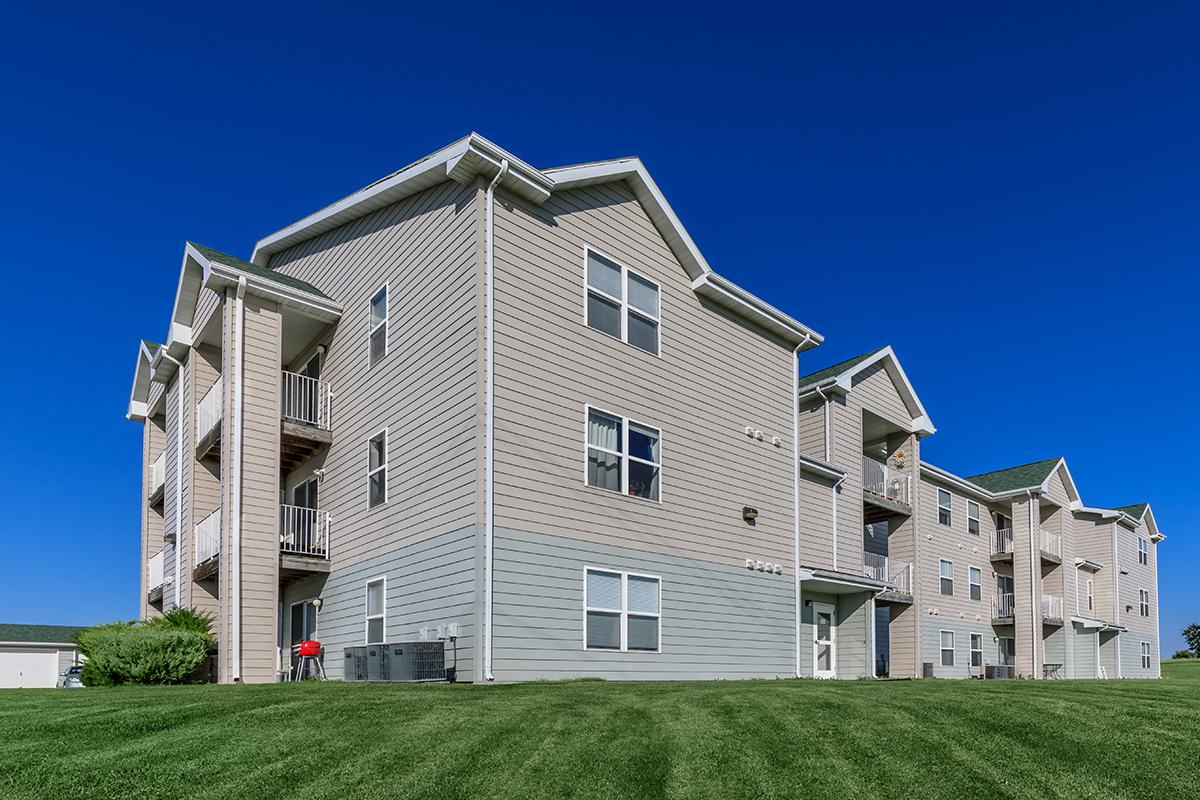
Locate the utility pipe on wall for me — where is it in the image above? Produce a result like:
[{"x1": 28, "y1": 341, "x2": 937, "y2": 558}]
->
[{"x1": 483, "y1": 159, "x2": 509, "y2": 683}]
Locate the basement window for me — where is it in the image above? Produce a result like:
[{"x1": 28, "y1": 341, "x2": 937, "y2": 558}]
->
[{"x1": 584, "y1": 568, "x2": 661, "y2": 652}]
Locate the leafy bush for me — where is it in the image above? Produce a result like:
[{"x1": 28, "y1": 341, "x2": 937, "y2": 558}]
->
[
  {"x1": 1172, "y1": 649, "x2": 1196, "y2": 660},
  {"x1": 76, "y1": 608, "x2": 215, "y2": 686}
]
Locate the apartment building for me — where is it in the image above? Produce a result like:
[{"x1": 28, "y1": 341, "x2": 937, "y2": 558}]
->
[{"x1": 127, "y1": 133, "x2": 1164, "y2": 683}]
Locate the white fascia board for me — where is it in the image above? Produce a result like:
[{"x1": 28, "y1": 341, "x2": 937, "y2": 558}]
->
[
  {"x1": 919, "y1": 463, "x2": 998, "y2": 502},
  {"x1": 692, "y1": 273, "x2": 823, "y2": 349},
  {"x1": 1074, "y1": 557, "x2": 1104, "y2": 572},
  {"x1": 797, "y1": 379, "x2": 844, "y2": 402},
  {"x1": 797, "y1": 452, "x2": 846, "y2": 480},
  {"x1": 251, "y1": 133, "x2": 551, "y2": 266},
  {"x1": 203, "y1": 261, "x2": 343, "y2": 324},
  {"x1": 127, "y1": 341, "x2": 159, "y2": 420},
  {"x1": 1041, "y1": 458, "x2": 1081, "y2": 504},
  {"x1": 799, "y1": 346, "x2": 934, "y2": 432}
]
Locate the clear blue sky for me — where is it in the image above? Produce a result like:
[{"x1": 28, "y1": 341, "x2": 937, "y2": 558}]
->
[{"x1": 0, "y1": 3, "x2": 1194, "y2": 650}]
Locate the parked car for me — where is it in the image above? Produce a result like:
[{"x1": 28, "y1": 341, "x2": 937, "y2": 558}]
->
[{"x1": 57, "y1": 665, "x2": 84, "y2": 688}]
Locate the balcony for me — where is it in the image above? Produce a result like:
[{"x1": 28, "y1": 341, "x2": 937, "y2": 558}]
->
[
  {"x1": 279, "y1": 504, "x2": 331, "y2": 581},
  {"x1": 193, "y1": 507, "x2": 221, "y2": 581},
  {"x1": 1042, "y1": 594, "x2": 1064, "y2": 626},
  {"x1": 1039, "y1": 529, "x2": 1063, "y2": 564},
  {"x1": 280, "y1": 371, "x2": 333, "y2": 473},
  {"x1": 195, "y1": 378, "x2": 223, "y2": 460},
  {"x1": 863, "y1": 552, "x2": 913, "y2": 603},
  {"x1": 992, "y1": 592, "x2": 1015, "y2": 625},
  {"x1": 991, "y1": 528, "x2": 1014, "y2": 562},
  {"x1": 147, "y1": 550, "x2": 165, "y2": 603},
  {"x1": 148, "y1": 451, "x2": 166, "y2": 508},
  {"x1": 861, "y1": 455, "x2": 911, "y2": 520}
]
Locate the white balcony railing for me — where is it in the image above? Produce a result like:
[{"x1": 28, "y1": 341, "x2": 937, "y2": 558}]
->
[
  {"x1": 993, "y1": 528, "x2": 1014, "y2": 557},
  {"x1": 150, "y1": 451, "x2": 165, "y2": 496},
  {"x1": 196, "y1": 378, "x2": 223, "y2": 443},
  {"x1": 1039, "y1": 529, "x2": 1062, "y2": 559},
  {"x1": 862, "y1": 553, "x2": 913, "y2": 595},
  {"x1": 863, "y1": 551, "x2": 888, "y2": 582},
  {"x1": 862, "y1": 455, "x2": 911, "y2": 506},
  {"x1": 993, "y1": 592, "x2": 1015, "y2": 620},
  {"x1": 889, "y1": 560, "x2": 913, "y2": 595},
  {"x1": 148, "y1": 550, "x2": 165, "y2": 591},
  {"x1": 195, "y1": 508, "x2": 221, "y2": 565},
  {"x1": 1042, "y1": 594, "x2": 1064, "y2": 621},
  {"x1": 279, "y1": 504, "x2": 330, "y2": 558},
  {"x1": 281, "y1": 371, "x2": 332, "y2": 430}
]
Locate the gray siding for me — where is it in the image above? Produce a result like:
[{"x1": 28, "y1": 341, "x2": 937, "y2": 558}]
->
[
  {"x1": 281, "y1": 527, "x2": 476, "y2": 681},
  {"x1": 1071, "y1": 625, "x2": 1098, "y2": 679},
  {"x1": 919, "y1": 617, "x2": 991, "y2": 678},
  {"x1": 492, "y1": 527, "x2": 794, "y2": 681}
]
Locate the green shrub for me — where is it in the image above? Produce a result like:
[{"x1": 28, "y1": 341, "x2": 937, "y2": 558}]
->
[
  {"x1": 1172, "y1": 649, "x2": 1196, "y2": 660},
  {"x1": 76, "y1": 610, "x2": 215, "y2": 686}
]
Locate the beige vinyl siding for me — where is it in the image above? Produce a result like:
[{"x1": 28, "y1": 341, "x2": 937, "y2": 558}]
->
[
  {"x1": 176, "y1": 354, "x2": 192, "y2": 608},
  {"x1": 796, "y1": 396, "x2": 827, "y2": 459},
  {"x1": 190, "y1": 343, "x2": 222, "y2": 619},
  {"x1": 1074, "y1": 515, "x2": 1115, "y2": 622},
  {"x1": 850, "y1": 362, "x2": 910, "y2": 428},
  {"x1": 148, "y1": 379, "x2": 164, "y2": 415},
  {"x1": 140, "y1": 417, "x2": 167, "y2": 618},
  {"x1": 798, "y1": 471, "x2": 836, "y2": 569},
  {"x1": 1116, "y1": 521, "x2": 1157, "y2": 676},
  {"x1": 268, "y1": 180, "x2": 481, "y2": 569},
  {"x1": 194, "y1": 286, "x2": 222, "y2": 337},
  {"x1": 489, "y1": 180, "x2": 795, "y2": 571},
  {"x1": 914, "y1": 473, "x2": 995, "y2": 622},
  {"x1": 228, "y1": 294, "x2": 283, "y2": 683},
  {"x1": 1042, "y1": 467, "x2": 1071, "y2": 508}
]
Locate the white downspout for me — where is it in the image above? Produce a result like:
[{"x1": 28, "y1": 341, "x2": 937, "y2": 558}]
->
[
  {"x1": 791, "y1": 335, "x2": 812, "y2": 678},
  {"x1": 1026, "y1": 490, "x2": 1039, "y2": 678},
  {"x1": 814, "y1": 385, "x2": 831, "y2": 462},
  {"x1": 483, "y1": 159, "x2": 509, "y2": 683},
  {"x1": 230, "y1": 277, "x2": 247, "y2": 681}
]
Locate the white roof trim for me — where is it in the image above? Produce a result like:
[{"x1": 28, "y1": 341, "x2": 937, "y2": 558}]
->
[
  {"x1": 1040, "y1": 458, "x2": 1081, "y2": 505},
  {"x1": 1073, "y1": 557, "x2": 1104, "y2": 572},
  {"x1": 920, "y1": 463, "x2": 998, "y2": 501},
  {"x1": 800, "y1": 346, "x2": 935, "y2": 434},
  {"x1": 797, "y1": 452, "x2": 846, "y2": 480},
  {"x1": 127, "y1": 341, "x2": 158, "y2": 421}
]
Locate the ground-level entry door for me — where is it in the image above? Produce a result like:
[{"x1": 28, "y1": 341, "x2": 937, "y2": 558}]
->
[
  {"x1": 289, "y1": 600, "x2": 319, "y2": 678},
  {"x1": 814, "y1": 602, "x2": 837, "y2": 678}
]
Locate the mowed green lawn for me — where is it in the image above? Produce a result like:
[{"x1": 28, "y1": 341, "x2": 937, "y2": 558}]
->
[{"x1": 2, "y1": 661, "x2": 1197, "y2": 800}]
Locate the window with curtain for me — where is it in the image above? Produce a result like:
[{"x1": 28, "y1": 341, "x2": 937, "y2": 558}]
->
[
  {"x1": 585, "y1": 568, "x2": 661, "y2": 652},
  {"x1": 586, "y1": 408, "x2": 661, "y2": 501},
  {"x1": 585, "y1": 249, "x2": 660, "y2": 355}
]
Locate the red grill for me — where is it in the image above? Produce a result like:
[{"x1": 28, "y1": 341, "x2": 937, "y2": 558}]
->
[{"x1": 297, "y1": 640, "x2": 322, "y2": 657}]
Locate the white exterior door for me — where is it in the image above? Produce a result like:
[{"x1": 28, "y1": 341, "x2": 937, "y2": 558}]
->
[
  {"x1": 0, "y1": 649, "x2": 58, "y2": 688},
  {"x1": 813, "y1": 603, "x2": 837, "y2": 679}
]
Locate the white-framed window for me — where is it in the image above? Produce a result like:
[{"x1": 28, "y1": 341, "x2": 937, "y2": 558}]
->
[
  {"x1": 969, "y1": 566, "x2": 982, "y2": 601},
  {"x1": 937, "y1": 488, "x2": 952, "y2": 526},
  {"x1": 940, "y1": 559, "x2": 954, "y2": 596},
  {"x1": 1087, "y1": 579, "x2": 1094, "y2": 612},
  {"x1": 1138, "y1": 537, "x2": 1148, "y2": 565},
  {"x1": 940, "y1": 630, "x2": 954, "y2": 667},
  {"x1": 585, "y1": 406, "x2": 661, "y2": 502},
  {"x1": 368, "y1": 285, "x2": 388, "y2": 367},
  {"x1": 1139, "y1": 588, "x2": 1150, "y2": 617},
  {"x1": 585, "y1": 248, "x2": 660, "y2": 356},
  {"x1": 967, "y1": 501, "x2": 980, "y2": 535},
  {"x1": 583, "y1": 568, "x2": 661, "y2": 652},
  {"x1": 365, "y1": 577, "x2": 386, "y2": 644},
  {"x1": 970, "y1": 633, "x2": 983, "y2": 668},
  {"x1": 367, "y1": 428, "x2": 388, "y2": 508},
  {"x1": 1140, "y1": 641, "x2": 1152, "y2": 669}
]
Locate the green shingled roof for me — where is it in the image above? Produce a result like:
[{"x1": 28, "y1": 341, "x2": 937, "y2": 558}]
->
[
  {"x1": 965, "y1": 457, "x2": 1062, "y2": 494},
  {"x1": 188, "y1": 242, "x2": 331, "y2": 300},
  {"x1": 1113, "y1": 503, "x2": 1148, "y2": 520},
  {"x1": 797, "y1": 348, "x2": 885, "y2": 388},
  {"x1": 0, "y1": 623, "x2": 84, "y2": 644}
]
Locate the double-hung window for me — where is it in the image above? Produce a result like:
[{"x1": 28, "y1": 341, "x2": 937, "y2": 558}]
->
[
  {"x1": 369, "y1": 285, "x2": 388, "y2": 367},
  {"x1": 1139, "y1": 589, "x2": 1150, "y2": 617},
  {"x1": 367, "y1": 429, "x2": 388, "y2": 508},
  {"x1": 968, "y1": 566, "x2": 982, "y2": 601},
  {"x1": 940, "y1": 630, "x2": 955, "y2": 667},
  {"x1": 584, "y1": 568, "x2": 661, "y2": 652},
  {"x1": 585, "y1": 248, "x2": 660, "y2": 355},
  {"x1": 365, "y1": 577, "x2": 386, "y2": 643},
  {"x1": 1087, "y1": 579, "x2": 1094, "y2": 612},
  {"x1": 937, "y1": 489, "x2": 952, "y2": 526},
  {"x1": 1138, "y1": 537, "x2": 1148, "y2": 565},
  {"x1": 967, "y1": 501, "x2": 980, "y2": 535},
  {"x1": 1140, "y1": 641, "x2": 1152, "y2": 669},
  {"x1": 970, "y1": 633, "x2": 983, "y2": 669},
  {"x1": 940, "y1": 559, "x2": 954, "y2": 596},
  {"x1": 586, "y1": 407, "x2": 661, "y2": 501}
]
